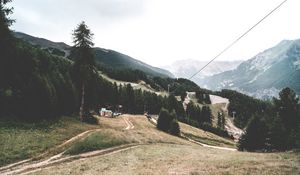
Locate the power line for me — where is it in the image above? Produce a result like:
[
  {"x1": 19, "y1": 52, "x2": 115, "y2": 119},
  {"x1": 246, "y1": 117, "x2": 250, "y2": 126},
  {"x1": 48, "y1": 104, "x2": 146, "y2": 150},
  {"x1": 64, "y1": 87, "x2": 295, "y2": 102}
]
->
[{"x1": 188, "y1": 0, "x2": 288, "y2": 80}]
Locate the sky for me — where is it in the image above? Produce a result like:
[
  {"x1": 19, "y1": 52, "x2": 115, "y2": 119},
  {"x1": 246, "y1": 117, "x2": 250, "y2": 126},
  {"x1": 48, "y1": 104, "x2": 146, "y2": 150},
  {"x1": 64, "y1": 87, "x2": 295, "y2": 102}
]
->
[{"x1": 9, "y1": 0, "x2": 300, "y2": 67}]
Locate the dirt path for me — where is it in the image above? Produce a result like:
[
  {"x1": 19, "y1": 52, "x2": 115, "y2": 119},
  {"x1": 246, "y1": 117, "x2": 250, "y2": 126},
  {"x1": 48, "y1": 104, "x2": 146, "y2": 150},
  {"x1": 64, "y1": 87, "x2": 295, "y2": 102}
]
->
[
  {"x1": 183, "y1": 135, "x2": 237, "y2": 151},
  {"x1": 147, "y1": 115, "x2": 237, "y2": 151},
  {"x1": 2, "y1": 114, "x2": 237, "y2": 174},
  {"x1": 1, "y1": 115, "x2": 137, "y2": 175},
  {"x1": 0, "y1": 128, "x2": 102, "y2": 173},
  {"x1": 122, "y1": 115, "x2": 135, "y2": 130},
  {"x1": 1, "y1": 144, "x2": 140, "y2": 175}
]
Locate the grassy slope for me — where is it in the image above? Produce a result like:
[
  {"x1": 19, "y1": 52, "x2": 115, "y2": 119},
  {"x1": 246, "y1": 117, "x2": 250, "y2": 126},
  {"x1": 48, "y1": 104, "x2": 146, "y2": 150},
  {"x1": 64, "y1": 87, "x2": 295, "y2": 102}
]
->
[
  {"x1": 64, "y1": 131, "x2": 129, "y2": 155},
  {"x1": 179, "y1": 121, "x2": 236, "y2": 148},
  {"x1": 99, "y1": 72, "x2": 169, "y2": 96},
  {"x1": 0, "y1": 116, "x2": 100, "y2": 166},
  {"x1": 0, "y1": 114, "x2": 231, "y2": 167},
  {"x1": 30, "y1": 144, "x2": 300, "y2": 175},
  {"x1": 2, "y1": 114, "x2": 300, "y2": 175}
]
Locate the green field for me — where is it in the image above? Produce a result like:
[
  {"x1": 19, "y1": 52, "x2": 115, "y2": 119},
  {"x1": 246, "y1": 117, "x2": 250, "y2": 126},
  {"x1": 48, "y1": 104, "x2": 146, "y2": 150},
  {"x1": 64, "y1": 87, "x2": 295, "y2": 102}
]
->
[{"x1": 0, "y1": 116, "x2": 99, "y2": 166}]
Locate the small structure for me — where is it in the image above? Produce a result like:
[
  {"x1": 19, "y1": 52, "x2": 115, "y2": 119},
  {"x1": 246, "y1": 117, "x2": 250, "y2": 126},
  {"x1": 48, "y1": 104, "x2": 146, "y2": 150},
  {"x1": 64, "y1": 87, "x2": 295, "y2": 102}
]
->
[{"x1": 100, "y1": 108, "x2": 113, "y2": 117}]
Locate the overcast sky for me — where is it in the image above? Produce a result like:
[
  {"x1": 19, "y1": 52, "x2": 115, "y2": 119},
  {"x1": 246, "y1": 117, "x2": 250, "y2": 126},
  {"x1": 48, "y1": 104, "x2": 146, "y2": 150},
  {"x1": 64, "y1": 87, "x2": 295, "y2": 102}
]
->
[{"x1": 10, "y1": 0, "x2": 300, "y2": 66}]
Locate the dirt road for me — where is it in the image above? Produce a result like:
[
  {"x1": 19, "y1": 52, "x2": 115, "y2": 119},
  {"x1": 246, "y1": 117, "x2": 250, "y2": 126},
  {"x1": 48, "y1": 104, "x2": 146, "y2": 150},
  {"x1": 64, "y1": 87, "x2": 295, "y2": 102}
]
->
[{"x1": 1, "y1": 114, "x2": 237, "y2": 175}]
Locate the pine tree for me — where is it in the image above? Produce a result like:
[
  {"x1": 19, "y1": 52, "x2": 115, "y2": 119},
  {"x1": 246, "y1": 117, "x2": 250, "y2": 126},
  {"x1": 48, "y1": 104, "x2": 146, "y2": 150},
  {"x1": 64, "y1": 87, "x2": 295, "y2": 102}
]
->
[
  {"x1": 0, "y1": 0, "x2": 14, "y2": 88},
  {"x1": 274, "y1": 87, "x2": 300, "y2": 132},
  {"x1": 0, "y1": 0, "x2": 14, "y2": 44},
  {"x1": 157, "y1": 108, "x2": 171, "y2": 132},
  {"x1": 202, "y1": 106, "x2": 212, "y2": 125},
  {"x1": 268, "y1": 114, "x2": 288, "y2": 150},
  {"x1": 273, "y1": 87, "x2": 300, "y2": 148},
  {"x1": 71, "y1": 21, "x2": 95, "y2": 121},
  {"x1": 238, "y1": 115, "x2": 268, "y2": 151}
]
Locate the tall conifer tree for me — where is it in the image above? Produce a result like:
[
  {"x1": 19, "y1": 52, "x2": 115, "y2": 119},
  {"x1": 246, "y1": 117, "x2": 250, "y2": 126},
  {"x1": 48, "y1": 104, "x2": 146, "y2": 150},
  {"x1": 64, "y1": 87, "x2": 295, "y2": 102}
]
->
[{"x1": 71, "y1": 21, "x2": 95, "y2": 120}]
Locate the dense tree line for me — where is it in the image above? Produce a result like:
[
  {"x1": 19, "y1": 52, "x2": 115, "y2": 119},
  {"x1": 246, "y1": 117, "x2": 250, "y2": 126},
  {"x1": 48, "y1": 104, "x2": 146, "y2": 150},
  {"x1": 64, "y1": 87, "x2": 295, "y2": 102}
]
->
[
  {"x1": 217, "y1": 89, "x2": 270, "y2": 128},
  {"x1": 0, "y1": 1, "x2": 78, "y2": 120},
  {"x1": 195, "y1": 90, "x2": 211, "y2": 104},
  {"x1": 0, "y1": 39, "x2": 78, "y2": 120},
  {"x1": 183, "y1": 102, "x2": 230, "y2": 138},
  {"x1": 238, "y1": 88, "x2": 300, "y2": 151},
  {"x1": 0, "y1": 38, "x2": 173, "y2": 120},
  {"x1": 97, "y1": 65, "x2": 149, "y2": 84},
  {"x1": 97, "y1": 64, "x2": 213, "y2": 108},
  {"x1": 0, "y1": 2, "x2": 168, "y2": 120}
]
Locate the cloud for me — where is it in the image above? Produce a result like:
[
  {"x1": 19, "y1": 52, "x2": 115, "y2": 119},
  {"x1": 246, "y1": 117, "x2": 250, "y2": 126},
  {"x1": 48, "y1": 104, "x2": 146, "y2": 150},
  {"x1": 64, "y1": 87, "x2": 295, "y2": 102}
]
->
[{"x1": 9, "y1": 0, "x2": 300, "y2": 67}]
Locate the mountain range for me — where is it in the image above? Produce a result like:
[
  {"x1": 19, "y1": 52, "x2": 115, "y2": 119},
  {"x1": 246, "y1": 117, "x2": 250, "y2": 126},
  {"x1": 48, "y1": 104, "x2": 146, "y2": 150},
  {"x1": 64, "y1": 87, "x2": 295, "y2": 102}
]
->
[
  {"x1": 198, "y1": 39, "x2": 300, "y2": 99},
  {"x1": 13, "y1": 32, "x2": 174, "y2": 78},
  {"x1": 162, "y1": 39, "x2": 300, "y2": 99},
  {"x1": 163, "y1": 59, "x2": 242, "y2": 80},
  {"x1": 13, "y1": 32, "x2": 300, "y2": 99}
]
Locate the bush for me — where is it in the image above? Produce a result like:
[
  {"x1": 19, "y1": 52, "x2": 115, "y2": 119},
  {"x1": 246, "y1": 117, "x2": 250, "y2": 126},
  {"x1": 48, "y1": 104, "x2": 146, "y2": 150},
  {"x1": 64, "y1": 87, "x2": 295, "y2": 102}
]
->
[
  {"x1": 82, "y1": 112, "x2": 98, "y2": 125},
  {"x1": 157, "y1": 108, "x2": 180, "y2": 136},
  {"x1": 157, "y1": 108, "x2": 173, "y2": 132}
]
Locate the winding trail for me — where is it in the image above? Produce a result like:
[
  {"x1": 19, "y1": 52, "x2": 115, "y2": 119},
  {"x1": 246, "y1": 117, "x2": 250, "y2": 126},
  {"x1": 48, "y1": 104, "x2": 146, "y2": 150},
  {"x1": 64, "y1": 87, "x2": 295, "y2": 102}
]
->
[
  {"x1": 147, "y1": 115, "x2": 237, "y2": 151},
  {"x1": 0, "y1": 115, "x2": 137, "y2": 175},
  {"x1": 1, "y1": 144, "x2": 140, "y2": 175},
  {"x1": 0, "y1": 128, "x2": 101, "y2": 173},
  {"x1": 182, "y1": 135, "x2": 237, "y2": 151},
  {"x1": 2, "y1": 114, "x2": 237, "y2": 175},
  {"x1": 0, "y1": 115, "x2": 139, "y2": 175}
]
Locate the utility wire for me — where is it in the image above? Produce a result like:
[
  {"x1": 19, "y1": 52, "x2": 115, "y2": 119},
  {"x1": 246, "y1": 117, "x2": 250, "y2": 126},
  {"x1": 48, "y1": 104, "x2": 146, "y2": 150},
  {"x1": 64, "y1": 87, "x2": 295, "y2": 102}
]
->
[{"x1": 188, "y1": 0, "x2": 288, "y2": 80}]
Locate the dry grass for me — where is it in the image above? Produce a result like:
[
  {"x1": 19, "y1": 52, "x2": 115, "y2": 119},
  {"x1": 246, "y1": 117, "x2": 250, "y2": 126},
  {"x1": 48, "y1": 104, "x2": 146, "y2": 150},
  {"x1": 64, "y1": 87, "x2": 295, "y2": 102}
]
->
[
  {"x1": 30, "y1": 144, "x2": 300, "y2": 175},
  {"x1": 179, "y1": 121, "x2": 236, "y2": 148},
  {"x1": 99, "y1": 73, "x2": 165, "y2": 94},
  {"x1": 3, "y1": 114, "x2": 300, "y2": 175},
  {"x1": 100, "y1": 114, "x2": 191, "y2": 145}
]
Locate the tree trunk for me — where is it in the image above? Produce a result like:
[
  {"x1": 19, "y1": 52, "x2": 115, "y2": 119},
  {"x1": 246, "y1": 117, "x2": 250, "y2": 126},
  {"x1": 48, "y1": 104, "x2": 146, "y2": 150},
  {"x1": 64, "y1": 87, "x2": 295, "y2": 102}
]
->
[{"x1": 79, "y1": 83, "x2": 85, "y2": 121}]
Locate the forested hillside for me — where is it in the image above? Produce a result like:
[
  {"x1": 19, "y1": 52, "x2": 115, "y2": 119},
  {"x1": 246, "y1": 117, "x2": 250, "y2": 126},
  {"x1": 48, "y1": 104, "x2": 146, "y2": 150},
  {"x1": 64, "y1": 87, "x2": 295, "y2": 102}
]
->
[
  {"x1": 13, "y1": 32, "x2": 174, "y2": 78},
  {"x1": 214, "y1": 88, "x2": 300, "y2": 151},
  {"x1": 0, "y1": 37, "x2": 172, "y2": 120}
]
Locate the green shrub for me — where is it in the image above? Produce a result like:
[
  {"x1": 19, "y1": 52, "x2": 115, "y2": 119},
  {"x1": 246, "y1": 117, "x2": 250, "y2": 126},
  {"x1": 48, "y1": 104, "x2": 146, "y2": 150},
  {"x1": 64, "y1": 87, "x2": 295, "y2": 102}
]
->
[
  {"x1": 157, "y1": 108, "x2": 181, "y2": 136},
  {"x1": 157, "y1": 108, "x2": 172, "y2": 132}
]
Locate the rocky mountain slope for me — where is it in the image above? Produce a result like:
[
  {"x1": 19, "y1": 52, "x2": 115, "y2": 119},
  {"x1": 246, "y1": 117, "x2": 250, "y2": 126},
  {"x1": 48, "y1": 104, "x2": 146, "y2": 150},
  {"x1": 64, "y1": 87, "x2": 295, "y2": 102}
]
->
[{"x1": 198, "y1": 39, "x2": 300, "y2": 99}]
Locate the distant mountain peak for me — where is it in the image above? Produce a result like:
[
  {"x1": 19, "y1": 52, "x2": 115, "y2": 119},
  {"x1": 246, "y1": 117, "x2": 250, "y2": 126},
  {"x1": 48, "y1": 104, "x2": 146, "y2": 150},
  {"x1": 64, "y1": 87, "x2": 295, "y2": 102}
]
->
[
  {"x1": 162, "y1": 59, "x2": 242, "y2": 81},
  {"x1": 198, "y1": 38, "x2": 300, "y2": 99}
]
